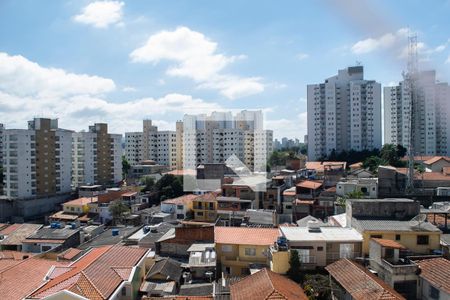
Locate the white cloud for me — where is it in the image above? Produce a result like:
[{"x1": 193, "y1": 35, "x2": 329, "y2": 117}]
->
[
  {"x1": 130, "y1": 26, "x2": 264, "y2": 99},
  {"x1": 0, "y1": 52, "x2": 115, "y2": 97},
  {"x1": 296, "y1": 53, "x2": 309, "y2": 60},
  {"x1": 265, "y1": 112, "x2": 307, "y2": 140},
  {"x1": 122, "y1": 86, "x2": 137, "y2": 92},
  {"x1": 73, "y1": 1, "x2": 124, "y2": 28},
  {"x1": 446, "y1": 55, "x2": 450, "y2": 64},
  {"x1": 351, "y1": 28, "x2": 408, "y2": 54},
  {"x1": 0, "y1": 52, "x2": 223, "y2": 134}
]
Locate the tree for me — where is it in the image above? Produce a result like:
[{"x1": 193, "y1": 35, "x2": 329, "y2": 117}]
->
[
  {"x1": 362, "y1": 156, "x2": 383, "y2": 173},
  {"x1": 303, "y1": 274, "x2": 339, "y2": 300},
  {"x1": 287, "y1": 250, "x2": 302, "y2": 283},
  {"x1": 122, "y1": 156, "x2": 131, "y2": 179},
  {"x1": 155, "y1": 174, "x2": 184, "y2": 202},
  {"x1": 141, "y1": 176, "x2": 156, "y2": 193},
  {"x1": 109, "y1": 200, "x2": 130, "y2": 225}
]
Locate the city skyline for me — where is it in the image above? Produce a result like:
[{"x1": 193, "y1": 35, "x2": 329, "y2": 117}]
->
[{"x1": 1, "y1": 0, "x2": 450, "y2": 139}]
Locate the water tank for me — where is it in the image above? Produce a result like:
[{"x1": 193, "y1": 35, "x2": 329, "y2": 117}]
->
[
  {"x1": 56, "y1": 223, "x2": 62, "y2": 229},
  {"x1": 50, "y1": 222, "x2": 57, "y2": 229},
  {"x1": 307, "y1": 220, "x2": 321, "y2": 232},
  {"x1": 112, "y1": 229, "x2": 119, "y2": 236},
  {"x1": 143, "y1": 226, "x2": 150, "y2": 234},
  {"x1": 70, "y1": 223, "x2": 77, "y2": 229}
]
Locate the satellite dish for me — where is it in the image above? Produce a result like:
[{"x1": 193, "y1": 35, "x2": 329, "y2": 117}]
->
[{"x1": 409, "y1": 214, "x2": 426, "y2": 228}]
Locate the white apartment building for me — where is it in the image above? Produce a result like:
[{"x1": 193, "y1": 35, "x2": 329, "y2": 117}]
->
[
  {"x1": 72, "y1": 123, "x2": 122, "y2": 188},
  {"x1": 0, "y1": 123, "x2": 4, "y2": 195},
  {"x1": 384, "y1": 70, "x2": 450, "y2": 156},
  {"x1": 307, "y1": 66, "x2": 382, "y2": 160},
  {"x1": 125, "y1": 120, "x2": 178, "y2": 169},
  {"x1": 183, "y1": 111, "x2": 273, "y2": 171},
  {"x1": 3, "y1": 118, "x2": 72, "y2": 199}
]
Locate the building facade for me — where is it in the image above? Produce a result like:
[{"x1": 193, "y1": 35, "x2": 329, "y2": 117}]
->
[
  {"x1": 384, "y1": 70, "x2": 450, "y2": 156},
  {"x1": 3, "y1": 118, "x2": 72, "y2": 199},
  {"x1": 0, "y1": 123, "x2": 4, "y2": 195},
  {"x1": 307, "y1": 66, "x2": 382, "y2": 160},
  {"x1": 72, "y1": 123, "x2": 122, "y2": 188},
  {"x1": 125, "y1": 120, "x2": 178, "y2": 169}
]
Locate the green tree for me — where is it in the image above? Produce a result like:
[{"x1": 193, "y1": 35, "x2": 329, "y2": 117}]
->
[
  {"x1": 287, "y1": 250, "x2": 302, "y2": 283},
  {"x1": 362, "y1": 156, "x2": 383, "y2": 173},
  {"x1": 109, "y1": 200, "x2": 130, "y2": 225},
  {"x1": 141, "y1": 176, "x2": 156, "y2": 193},
  {"x1": 303, "y1": 274, "x2": 338, "y2": 300},
  {"x1": 155, "y1": 174, "x2": 184, "y2": 202},
  {"x1": 122, "y1": 156, "x2": 131, "y2": 179},
  {"x1": 346, "y1": 190, "x2": 364, "y2": 199}
]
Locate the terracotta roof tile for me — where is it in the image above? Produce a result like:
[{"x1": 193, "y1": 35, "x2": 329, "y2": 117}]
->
[
  {"x1": 230, "y1": 268, "x2": 308, "y2": 300},
  {"x1": 415, "y1": 257, "x2": 450, "y2": 294},
  {"x1": 296, "y1": 180, "x2": 323, "y2": 190},
  {"x1": 0, "y1": 223, "x2": 22, "y2": 235},
  {"x1": 0, "y1": 224, "x2": 42, "y2": 246},
  {"x1": 371, "y1": 238, "x2": 406, "y2": 249},
  {"x1": 0, "y1": 257, "x2": 68, "y2": 300},
  {"x1": 162, "y1": 194, "x2": 199, "y2": 205},
  {"x1": 325, "y1": 259, "x2": 405, "y2": 300},
  {"x1": 58, "y1": 248, "x2": 82, "y2": 261},
  {"x1": 214, "y1": 227, "x2": 279, "y2": 246},
  {"x1": 423, "y1": 156, "x2": 450, "y2": 165},
  {"x1": 64, "y1": 197, "x2": 97, "y2": 206}
]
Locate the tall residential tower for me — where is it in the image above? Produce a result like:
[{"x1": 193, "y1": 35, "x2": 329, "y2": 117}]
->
[{"x1": 307, "y1": 66, "x2": 382, "y2": 160}]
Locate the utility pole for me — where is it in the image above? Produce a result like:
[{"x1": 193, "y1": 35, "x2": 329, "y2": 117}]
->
[{"x1": 404, "y1": 33, "x2": 418, "y2": 194}]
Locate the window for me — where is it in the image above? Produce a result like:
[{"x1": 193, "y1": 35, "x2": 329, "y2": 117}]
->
[
  {"x1": 395, "y1": 234, "x2": 401, "y2": 241},
  {"x1": 244, "y1": 248, "x2": 256, "y2": 256},
  {"x1": 222, "y1": 245, "x2": 232, "y2": 252},
  {"x1": 176, "y1": 214, "x2": 184, "y2": 219},
  {"x1": 429, "y1": 285, "x2": 439, "y2": 299},
  {"x1": 317, "y1": 246, "x2": 324, "y2": 251},
  {"x1": 417, "y1": 235, "x2": 429, "y2": 245},
  {"x1": 197, "y1": 212, "x2": 204, "y2": 216},
  {"x1": 121, "y1": 287, "x2": 127, "y2": 296},
  {"x1": 177, "y1": 205, "x2": 183, "y2": 210},
  {"x1": 370, "y1": 234, "x2": 382, "y2": 239}
]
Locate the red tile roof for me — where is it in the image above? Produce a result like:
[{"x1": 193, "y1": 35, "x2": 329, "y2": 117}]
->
[
  {"x1": 31, "y1": 245, "x2": 148, "y2": 299},
  {"x1": 415, "y1": 257, "x2": 450, "y2": 294},
  {"x1": 214, "y1": 227, "x2": 279, "y2": 246},
  {"x1": 326, "y1": 259, "x2": 405, "y2": 300},
  {"x1": 305, "y1": 161, "x2": 346, "y2": 172},
  {"x1": 423, "y1": 156, "x2": 450, "y2": 165},
  {"x1": 57, "y1": 248, "x2": 82, "y2": 261},
  {"x1": 230, "y1": 268, "x2": 308, "y2": 300},
  {"x1": 22, "y1": 239, "x2": 66, "y2": 244},
  {"x1": 64, "y1": 197, "x2": 97, "y2": 206},
  {"x1": 162, "y1": 194, "x2": 199, "y2": 205},
  {"x1": 0, "y1": 223, "x2": 22, "y2": 235},
  {"x1": 0, "y1": 257, "x2": 68, "y2": 300},
  {"x1": 371, "y1": 238, "x2": 406, "y2": 249},
  {"x1": 296, "y1": 180, "x2": 323, "y2": 190}
]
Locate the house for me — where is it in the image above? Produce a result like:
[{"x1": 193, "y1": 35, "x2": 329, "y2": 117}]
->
[
  {"x1": 229, "y1": 268, "x2": 308, "y2": 300},
  {"x1": 157, "y1": 225, "x2": 214, "y2": 257},
  {"x1": 415, "y1": 257, "x2": 450, "y2": 300},
  {"x1": 22, "y1": 227, "x2": 81, "y2": 253},
  {"x1": 215, "y1": 226, "x2": 280, "y2": 277},
  {"x1": 161, "y1": 194, "x2": 197, "y2": 220},
  {"x1": 270, "y1": 225, "x2": 362, "y2": 272},
  {"x1": 185, "y1": 243, "x2": 216, "y2": 280},
  {"x1": 0, "y1": 223, "x2": 42, "y2": 251},
  {"x1": 216, "y1": 196, "x2": 253, "y2": 226},
  {"x1": 346, "y1": 199, "x2": 442, "y2": 255},
  {"x1": 368, "y1": 238, "x2": 419, "y2": 299},
  {"x1": 0, "y1": 256, "x2": 69, "y2": 300},
  {"x1": 293, "y1": 180, "x2": 323, "y2": 220},
  {"x1": 222, "y1": 176, "x2": 270, "y2": 209},
  {"x1": 336, "y1": 178, "x2": 378, "y2": 198},
  {"x1": 348, "y1": 168, "x2": 374, "y2": 178},
  {"x1": 28, "y1": 245, "x2": 150, "y2": 300},
  {"x1": 141, "y1": 257, "x2": 183, "y2": 297},
  {"x1": 192, "y1": 194, "x2": 218, "y2": 222},
  {"x1": 326, "y1": 258, "x2": 405, "y2": 300},
  {"x1": 77, "y1": 226, "x2": 141, "y2": 250},
  {"x1": 296, "y1": 215, "x2": 323, "y2": 227},
  {"x1": 423, "y1": 156, "x2": 450, "y2": 172}
]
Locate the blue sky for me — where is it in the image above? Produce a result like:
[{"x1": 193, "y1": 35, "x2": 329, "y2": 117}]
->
[{"x1": 0, "y1": 0, "x2": 449, "y2": 139}]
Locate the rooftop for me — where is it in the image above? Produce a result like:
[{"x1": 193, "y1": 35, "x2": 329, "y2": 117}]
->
[
  {"x1": 162, "y1": 194, "x2": 199, "y2": 205},
  {"x1": 415, "y1": 257, "x2": 450, "y2": 294},
  {"x1": 78, "y1": 226, "x2": 140, "y2": 250},
  {"x1": 371, "y1": 238, "x2": 406, "y2": 249},
  {"x1": 0, "y1": 223, "x2": 42, "y2": 246},
  {"x1": 281, "y1": 227, "x2": 362, "y2": 242},
  {"x1": 64, "y1": 197, "x2": 97, "y2": 206},
  {"x1": 25, "y1": 227, "x2": 79, "y2": 240},
  {"x1": 31, "y1": 245, "x2": 149, "y2": 299},
  {"x1": 0, "y1": 257, "x2": 68, "y2": 300},
  {"x1": 230, "y1": 268, "x2": 308, "y2": 300},
  {"x1": 305, "y1": 161, "x2": 346, "y2": 172},
  {"x1": 146, "y1": 257, "x2": 182, "y2": 282},
  {"x1": 423, "y1": 156, "x2": 450, "y2": 165},
  {"x1": 296, "y1": 180, "x2": 323, "y2": 190},
  {"x1": 326, "y1": 259, "x2": 405, "y2": 300},
  {"x1": 352, "y1": 218, "x2": 441, "y2": 232},
  {"x1": 215, "y1": 227, "x2": 279, "y2": 246}
]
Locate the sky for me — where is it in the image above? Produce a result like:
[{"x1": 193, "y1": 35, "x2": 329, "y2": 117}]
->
[{"x1": 0, "y1": 0, "x2": 449, "y2": 140}]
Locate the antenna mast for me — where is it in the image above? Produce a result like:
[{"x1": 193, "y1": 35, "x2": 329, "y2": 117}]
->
[{"x1": 404, "y1": 33, "x2": 418, "y2": 194}]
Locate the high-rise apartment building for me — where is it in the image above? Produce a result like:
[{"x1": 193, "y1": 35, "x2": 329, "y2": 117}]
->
[
  {"x1": 384, "y1": 70, "x2": 450, "y2": 156},
  {"x1": 0, "y1": 123, "x2": 4, "y2": 195},
  {"x1": 307, "y1": 66, "x2": 382, "y2": 160},
  {"x1": 2, "y1": 118, "x2": 72, "y2": 199},
  {"x1": 183, "y1": 110, "x2": 273, "y2": 171},
  {"x1": 72, "y1": 123, "x2": 122, "y2": 188},
  {"x1": 125, "y1": 120, "x2": 178, "y2": 169}
]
